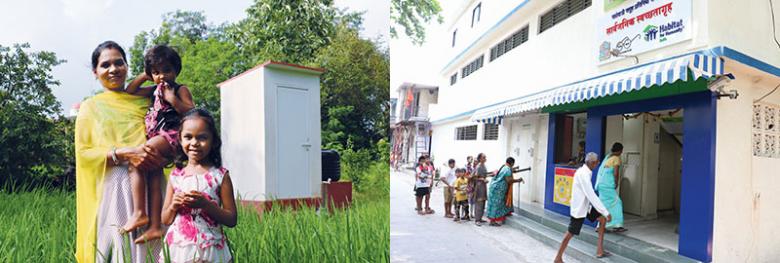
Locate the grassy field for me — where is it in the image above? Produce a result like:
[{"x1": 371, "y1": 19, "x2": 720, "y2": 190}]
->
[{"x1": 0, "y1": 186, "x2": 389, "y2": 262}]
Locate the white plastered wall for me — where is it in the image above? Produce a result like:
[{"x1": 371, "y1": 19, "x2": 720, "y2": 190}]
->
[
  {"x1": 430, "y1": 117, "x2": 508, "y2": 171},
  {"x1": 221, "y1": 68, "x2": 266, "y2": 201},
  {"x1": 431, "y1": 0, "x2": 714, "y2": 122},
  {"x1": 713, "y1": 62, "x2": 780, "y2": 261}
]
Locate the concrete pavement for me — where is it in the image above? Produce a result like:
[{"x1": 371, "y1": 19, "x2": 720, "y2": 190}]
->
[{"x1": 390, "y1": 169, "x2": 583, "y2": 263}]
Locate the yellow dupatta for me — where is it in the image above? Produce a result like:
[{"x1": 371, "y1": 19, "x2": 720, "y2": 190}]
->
[{"x1": 74, "y1": 91, "x2": 148, "y2": 263}]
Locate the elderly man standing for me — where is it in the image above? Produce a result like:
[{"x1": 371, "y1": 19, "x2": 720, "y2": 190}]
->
[{"x1": 554, "y1": 152, "x2": 612, "y2": 263}]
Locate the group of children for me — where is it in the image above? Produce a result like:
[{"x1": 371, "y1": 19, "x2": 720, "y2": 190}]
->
[
  {"x1": 441, "y1": 160, "x2": 473, "y2": 222},
  {"x1": 424, "y1": 156, "x2": 484, "y2": 222},
  {"x1": 100, "y1": 42, "x2": 236, "y2": 262}
]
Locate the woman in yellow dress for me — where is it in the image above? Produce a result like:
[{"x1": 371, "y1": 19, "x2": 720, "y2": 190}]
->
[{"x1": 74, "y1": 41, "x2": 167, "y2": 262}]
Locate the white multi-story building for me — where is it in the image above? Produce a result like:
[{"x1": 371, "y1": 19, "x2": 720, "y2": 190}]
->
[
  {"x1": 391, "y1": 82, "x2": 439, "y2": 167},
  {"x1": 427, "y1": 0, "x2": 780, "y2": 261}
]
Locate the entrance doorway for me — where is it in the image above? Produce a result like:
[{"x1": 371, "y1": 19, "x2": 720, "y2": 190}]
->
[
  {"x1": 507, "y1": 117, "x2": 545, "y2": 206},
  {"x1": 604, "y1": 109, "x2": 684, "y2": 251},
  {"x1": 545, "y1": 90, "x2": 717, "y2": 262}
]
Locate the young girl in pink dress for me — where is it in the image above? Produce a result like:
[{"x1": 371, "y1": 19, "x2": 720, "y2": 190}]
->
[
  {"x1": 122, "y1": 45, "x2": 195, "y2": 243},
  {"x1": 161, "y1": 109, "x2": 237, "y2": 262}
]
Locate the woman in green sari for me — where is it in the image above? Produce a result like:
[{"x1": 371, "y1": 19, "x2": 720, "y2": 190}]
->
[
  {"x1": 595, "y1": 142, "x2": 627, "y2": 232},
  {"x1": 485, "y1": 157, "x2": 524, "y2": 226}
]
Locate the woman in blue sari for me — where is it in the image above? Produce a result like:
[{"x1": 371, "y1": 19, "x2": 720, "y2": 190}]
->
[
  {"x1": 486, "y1": 157, "x2": 524, "y2": 226},
  {"x1": 595, "y1": 142, "x2": 627, "y2": 232}
]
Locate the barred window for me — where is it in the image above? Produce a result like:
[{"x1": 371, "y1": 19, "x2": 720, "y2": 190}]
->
[
  {"x1": 483, "y1": 123, "x2": 499, "y2": 140},
  {"x1": 450, "y1": 73, "x2": 458, "y2": 85},
  {"x1": 456, "y1": 125, "x2": 478, "y2": 140},
  {"x1": 539, "y1": 0, "x2": 591, "y2": 33},
  {"x1": 490, "y1": 25, "x2": 529, "y2": 61},
  {"x1": 461, "y1": 55, "x2": 484, "y2": 79}
]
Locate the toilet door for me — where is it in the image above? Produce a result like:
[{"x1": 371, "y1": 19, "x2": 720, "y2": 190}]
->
[{"x1": 277, "y1": 85, "x2": 312, "y2": 199}]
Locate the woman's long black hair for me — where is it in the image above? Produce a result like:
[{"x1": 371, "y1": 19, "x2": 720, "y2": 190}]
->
[
  {"x1": 174, "y1": 108, "x2": 222, "y2": 168},
  {"x1": 91, "y1": 40, "x2": 126, "y2": 70}
]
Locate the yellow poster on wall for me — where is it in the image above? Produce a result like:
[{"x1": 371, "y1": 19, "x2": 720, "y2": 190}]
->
[{"x1": 553, "y1": 167, "x2": 576, "y2": 206}]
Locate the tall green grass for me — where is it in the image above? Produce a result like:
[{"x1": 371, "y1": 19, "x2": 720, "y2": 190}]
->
[
  {"x1": 0, "y1": 188, "x2": 389, "y2": 262},
  {"x1": 226, "y1": 200, "x2": 389, "y2": 262},
  {"x1": 0, "y1": 187, "x2": 75, "y2": 262}
]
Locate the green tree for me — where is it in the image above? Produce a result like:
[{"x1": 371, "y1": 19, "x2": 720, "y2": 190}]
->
[
  {"x1": 315, "y1": 24, "x2": 390, "y2": 153},
  {"x1": 176, "y1": 37, "x2": 241, "y2": 124},
  {"x1": 227, "y1": 0, "x2": 338, "y2": 66},
  {"x1": 128, "y1": 31, "x2": 151, "y2": 77},
  {"x1": 162, "y1": 10, "x2": 208, "y2": 43},
  {"x1": 0, "y1": 43, "x2": 71, "y2": 187},
  {"x1": 128, "y1": 10, "x2": 210, "y2": 77},
  {"x1": 390, "y1": 0, "x2": 443, "y2": 45}
]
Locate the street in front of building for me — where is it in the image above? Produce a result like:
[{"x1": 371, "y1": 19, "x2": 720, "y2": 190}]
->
[{"x1": 389, "y1": 169, "x2": 582, "y2": 263}]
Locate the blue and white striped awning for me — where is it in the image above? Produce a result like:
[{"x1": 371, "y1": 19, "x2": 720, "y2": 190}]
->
[
  {"x1": 504, "y1": 92, "x2": 551, "y2": 117},
  {"x1": 469, "y1": 53, "x2": 728, "y2": 123},
  {"x1": 549, "y1": 54, "x2": 725, "y2": 106},
  {"x1": 470, "y1": 105, "x2": 506, "y2": 125}
]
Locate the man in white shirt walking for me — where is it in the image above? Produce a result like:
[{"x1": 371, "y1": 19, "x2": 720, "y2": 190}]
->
[{"x1": 554, "y1": 152, "x2": 612, "y2": 263}]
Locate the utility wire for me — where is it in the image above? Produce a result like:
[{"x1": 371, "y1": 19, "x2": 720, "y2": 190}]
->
[{"x1": 755, "y1": 0, "x2": 780, "y2": 103}]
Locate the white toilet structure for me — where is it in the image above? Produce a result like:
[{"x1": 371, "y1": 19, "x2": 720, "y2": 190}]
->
[{"x1": 218, "y1": 61, "x2": 324, "y2": 205}]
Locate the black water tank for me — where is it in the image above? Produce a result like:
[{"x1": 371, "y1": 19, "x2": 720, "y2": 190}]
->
[{"x1": 321, "y1": 150, "x2": 341, "y2": 182}]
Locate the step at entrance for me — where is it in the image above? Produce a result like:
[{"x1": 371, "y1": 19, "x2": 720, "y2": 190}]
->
[
  {"x1": 507, "y1": 203, "x2": 699, "y2": 263},
  {"x1": 506, "y1": 215, "x2": 636, "y2": 263}
]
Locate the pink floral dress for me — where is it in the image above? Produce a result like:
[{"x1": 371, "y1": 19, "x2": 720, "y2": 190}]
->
[
  {"x1": 163, "y1": 166, "x2": 231, "y2": 263},
  {"x1": 144, "y1": 82, "x2": 181, "y2": 148}
]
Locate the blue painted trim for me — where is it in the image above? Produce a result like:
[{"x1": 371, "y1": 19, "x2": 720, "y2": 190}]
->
[
  {"x1": 440, "y1": 0, "x2": 530, "y2": 74},
  {"x1": 581, "y1": 113, "x2": 606, "y2": 228},
  {"x1": 705, "y1": 46, "x2": 780, "y2": 78},
  {"x1": 544, "y1": 113, "x2": 572, "y2": 216},
  {"x1": 430, "y1": 109, "x2": 475, "y2": 125},
  {"x1": 677, "y1": 92, "x2": 716, "y2": 262},
  {"x1": 584, "y1": 113, "x2": 605, "y2": 182}
]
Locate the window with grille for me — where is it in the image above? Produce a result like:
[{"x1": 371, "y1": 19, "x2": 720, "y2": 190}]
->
[
  {"x1": 450, "y1": 73, "x2": 458, "y2": 85},
  {"x1": 490, "y1": 25, "x2": 529, "y2": 61},
  {"x1": 461, "y1": 55, "x2": 484, "y2": 79},
  {"x1": 456, "y1": 125, "x2": 478, "y2": 140},
  {"x1": 471, "y1": 3, "x2": 482, "y2": 27},
  {"x1": 483, "y1": 123, "x2": 499, "y2": 140},
  {"x1": 539, "y1": 0, "x2": 591, "y2": 33}
]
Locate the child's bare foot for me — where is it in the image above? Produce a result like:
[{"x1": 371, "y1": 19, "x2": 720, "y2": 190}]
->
[
  {"x1": 134, "y1": 227, "x2": 163, "y2": 244},
  {"x1": 122, "y1": 212, "x2": 149, "y2": 233}
]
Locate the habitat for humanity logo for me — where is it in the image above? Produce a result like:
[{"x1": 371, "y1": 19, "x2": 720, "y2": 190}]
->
[
  {"x1": 643, "y1": 25, "x2": 659, "y2": 42},
  {"x1": 643, "y1": 20, "x2": 684, "y2": 43}
]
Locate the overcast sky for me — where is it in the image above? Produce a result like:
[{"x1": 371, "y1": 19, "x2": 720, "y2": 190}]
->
[
  {"x1": 0, "y1": 0, "x2": 389, "y2": 113},
  {"x1": 389, "y1": 0, "x2": 458, "y2": 98}
]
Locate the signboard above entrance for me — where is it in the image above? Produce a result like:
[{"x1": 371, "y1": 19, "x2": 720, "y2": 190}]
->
[{"x1": 598, "y1": 0, "x2": 692, "y2": 64}]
